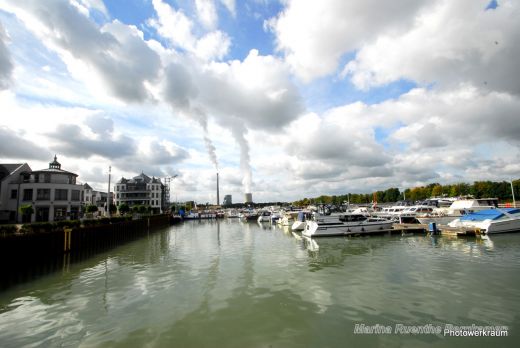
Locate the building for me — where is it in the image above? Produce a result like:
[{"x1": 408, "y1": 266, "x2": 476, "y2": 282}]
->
[
  {"x1": 0, "y1": 163, "x2": 32, "y2": 223},
  {"x1": 245, "y1": 193, "x2": 253, "y2": 204},
  {"x1": 114, "y1": 173, "x2": 166, "y2": 213},
  {"x1": 223, "y1": 194, "x2": 232, "y2": 206},
  {"x1": 4, "y1": 156, "x2": 84, "y2": 223},
  {"x1": 83, "y1": 183, "x2": 93, "y2": 205},
  {"x1": 83, "y1": 183, "x2": 114, "y2": 211}
]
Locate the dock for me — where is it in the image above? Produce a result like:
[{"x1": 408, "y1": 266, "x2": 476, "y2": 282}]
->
[{"x1": 392, "y1": 223, "x2": 482, "y2": 236}]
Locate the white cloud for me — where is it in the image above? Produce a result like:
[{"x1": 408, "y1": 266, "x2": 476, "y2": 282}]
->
[
  {"x1": 149, "y1": 0, "x2": 231, "y2": 61},
  {"x1": 0, "y1": 21, "x2": 13, "y2": 89},
  {"x1": 220, "y1": 0, "x2": 236, "y2": 17},
  {"x1": 2, "y1": 0, "x2": 161, "y2": 102},
  {"x1": 195, "y1": 31, "x2": 231, "y2": 61},
  {"x1": 267, "y1": 0, "x2": 429, "y2": 82},
  {"x1": 344, "y1": 0, "x2": 520, "y2": 95},
  {"x1": 195, "y1": 0, "x2": 218, "y2": 29}
]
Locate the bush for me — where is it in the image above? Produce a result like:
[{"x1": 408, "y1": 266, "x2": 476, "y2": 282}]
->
[
  {"x1": 85, "y1": 204, "x2": 98, "y2": 213},
  {"x1": 109, "y1": 216, "x2": 131, "y2": 224},
  {"x1": 56, "y1": 220, "x2": 81, "y2": 229},
  {"x1": 82, "y1": 219, "x2": 100, "y2": 227},
  {"x1": 22, "y1": 222, "x2": 56, "y2": 233},
  {"x1": 0, "y1": 224, "x2": 17, "y2": 236},
  {"x1": 98, "y1": 217, "x2": 111, "y2": 225},
  {"x1": 118, "y1": 203, "x2": 130, "y2": 215}
]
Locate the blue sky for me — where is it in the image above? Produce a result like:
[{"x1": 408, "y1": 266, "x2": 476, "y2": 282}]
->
[{"x1": 0, "y1": 0, "x2": 519, "y2": 203}]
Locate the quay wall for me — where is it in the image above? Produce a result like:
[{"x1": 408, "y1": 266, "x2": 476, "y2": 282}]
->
[{"x1": 0, "y1": 215, "x2": 170, "y2": 289}]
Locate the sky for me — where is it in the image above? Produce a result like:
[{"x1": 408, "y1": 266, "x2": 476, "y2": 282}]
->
[{"x1": 0, "y1": 0, "x2": 519, "y2": 204}]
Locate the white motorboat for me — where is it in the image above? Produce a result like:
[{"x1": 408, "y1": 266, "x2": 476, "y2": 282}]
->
[
  {"x1": 277, "y1": 211, "x2": 301, "y2": 226},
  {"x1": 303, "y1": 217, "x2": 393, "y2": 237},
  {"x1": 394, "y1": 205, "x2": 435, "y2": 223},
  {"x1": 374, "y1": 201, "x2": 412, "y2": 220},
  {"x1": 290, "y1": 211, "x2": 313, "y2": 231},
  {"x1": 447, "y1": 208, "x2": 520, "y2": 234},
  {"x1": 257, "y1": 211, "x2": 272, "y2": 223},
  {"x1": 416, "y1": 197, "x2": 498, "y2": 225}
]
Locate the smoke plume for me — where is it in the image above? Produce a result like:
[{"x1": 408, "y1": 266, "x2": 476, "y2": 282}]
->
[
  {"x1": 193, "y1": 107, "x2": 219, "y2": 170},
  {"x1": 230, "y1": 121, "x2": 252, "y2": 193}
]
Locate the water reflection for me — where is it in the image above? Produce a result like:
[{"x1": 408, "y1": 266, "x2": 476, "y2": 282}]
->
[{"x1": 0, "y1": 222, "x2": 519, "y2": 347}]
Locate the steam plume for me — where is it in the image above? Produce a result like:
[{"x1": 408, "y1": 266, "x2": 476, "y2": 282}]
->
[
  {"x1": 193, "y1": 107, "x2": 219, "y2": 170},
  {"x1": 230, "y1": 121, "x2": 252, "y2": 193}
]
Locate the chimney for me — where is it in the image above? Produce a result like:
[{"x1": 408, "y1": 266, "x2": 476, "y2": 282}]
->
[{"x1": 216, "y1": 172, "x2": 220, "y2": 206}]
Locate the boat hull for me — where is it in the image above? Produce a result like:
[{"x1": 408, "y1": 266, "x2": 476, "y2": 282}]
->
[
  {"x1": 303, "y1": 220, "x2": 393, "y2": 237},
  {"x1": 291, "y1": 221, "x2": 306, "y2": 231}
]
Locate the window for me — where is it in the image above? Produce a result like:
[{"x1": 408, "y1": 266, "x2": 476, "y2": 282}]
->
[
  {"x1": 36, "y1": 189, "x2": 51, "y2": 200},
  {"x1": 71, "y1": 190, "x2": 80, "y2": 201},
  {"x1": 55, "y1": 189, "x2": 68, "y2": 201},
  {"x1": 10, "y1": 189, "x2": 17, "y2": 199},
  {"x1": 23, "y1": 189, "x2": 33, "y2": 201},
  {"x1": 44, "y1": 173, "x2": 51, "y2": 183},
  {"x1": 21, "y1": 173, "x2": 30, "y2": 183}
]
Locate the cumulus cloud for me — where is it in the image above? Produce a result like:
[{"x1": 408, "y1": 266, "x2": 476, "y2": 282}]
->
[
  {"x1": 220, "y1": 0, "x2": 236, "y2": 17},
  {"x1": 343, "y1": 0, "x2": 520, "y2": 95},
  {"x1": 0, "y1": 126, "x2": 52, "y2": 159},
  {"x1": 283, "y1": 112, "x2": 392, "y2": 181},
  {"x1": 72, "y1": 0, "x2": 108, "y2": 17},
  {"x1": 2, "y1": 0, "x2": 161, "y2": 102},
  {"x1": 195, "y1": 0, "x2": 218, "y2": 29},
  {"x1": 160, "y1": 49, "x2": 303, "y2": 192},
  {"x1": 50, "y1": 124, "x2": 136, "y2": 159},
  {"x1": 267, "y1": 0, "x2": 429, "y2": 81},
  {"x1": 149, "y1": 0, "x2": 230, "y2": 61},
  {"x1": 0, "y1": 22, "x2": 13, "y2": 90},
  {"x1": 197, "y1": 50, "x2": 304, "y2": 130}
]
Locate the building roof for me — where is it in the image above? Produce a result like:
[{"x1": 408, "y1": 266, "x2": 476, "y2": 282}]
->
[
  {"x1": 117, "y1": 172, "x2": 164, "y2": 186},
  {"x1": 84, "y1": 183, "x2": 93, "y2": 190},
  {"x1": 32, "y1": 155, "x2": 78, "y2": 177},
  {"x1": 0, "y1": 163, "x2": 27, "y2": 181}
]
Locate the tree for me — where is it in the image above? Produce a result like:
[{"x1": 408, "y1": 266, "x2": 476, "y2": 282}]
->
[
  {"x1": 19, "y1": 204, "x2": 34, "y2": 222},
  {"x1": 118, "y1": 203, "x2": 130, "y2": 215},
  {"x1": 431, "y1": 185, "x2": 443, "y2": 197},
  {"x1": 85, "y1": 204, "x2": 98, "y2": 213},
  {"x1": 138, "y1": 205, "x2": 147, "y2": 214},
  {"x1": 109, "y1": 204, "x2": 117, "y2": 214}
]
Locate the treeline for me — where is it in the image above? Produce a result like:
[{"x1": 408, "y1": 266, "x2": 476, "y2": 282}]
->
[{"x1": 293, "y1": 180, "x2": 520, "y2": 206}]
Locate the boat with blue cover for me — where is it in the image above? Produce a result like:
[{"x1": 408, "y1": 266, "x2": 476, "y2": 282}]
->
[{"x1": 447, "y1": 208, "x2": 520, "y2": 234}]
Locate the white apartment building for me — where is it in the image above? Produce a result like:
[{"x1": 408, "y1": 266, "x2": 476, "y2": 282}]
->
[
  {"x1": 0, "y1": 163, "x2": 32, "y2": 222},
  {"x1": 83, "y1": 183, "x2": 114, "y2": 210},
  {"x1": 3, "y1": 156, "x2": 84, "y2": 223},
  {"x1": 114, "y1": 173, "x2": 165, "y2": 214}
]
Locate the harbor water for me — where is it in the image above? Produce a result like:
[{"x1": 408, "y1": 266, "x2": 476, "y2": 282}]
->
[{"x1": 1, "y1": 220, "x2": 519, "y2": 347}]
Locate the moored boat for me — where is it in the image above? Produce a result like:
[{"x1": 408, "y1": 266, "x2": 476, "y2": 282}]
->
[
  {"x1": 447, "y1": 208, "x2": 520, "y2": 234},
  {"x1": 257, "y1": 211, "x2": 272, "y2": 223},
  {"x1": 416, "y1": 197, "x2": 498, "y2": 225},
  {"x1": 290, "y1": 211, "x2": 313, "y2": 231},
  {"x1": 303, "y1": 217, "x2": 393, "y2": 237}
]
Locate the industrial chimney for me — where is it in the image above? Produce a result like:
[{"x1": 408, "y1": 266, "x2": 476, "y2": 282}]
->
[{"x1": 216, "y1": 172, "x2": 220, "y2": 206}]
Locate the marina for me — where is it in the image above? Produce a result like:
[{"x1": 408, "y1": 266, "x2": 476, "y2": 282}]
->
[{"x1": 0, "y1": 219, "x2": 518, "y2": 347}]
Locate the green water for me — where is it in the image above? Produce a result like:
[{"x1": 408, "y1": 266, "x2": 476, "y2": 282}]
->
[{"x1": 0, "y1": 220, "x2": 519, "y2": 347}]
